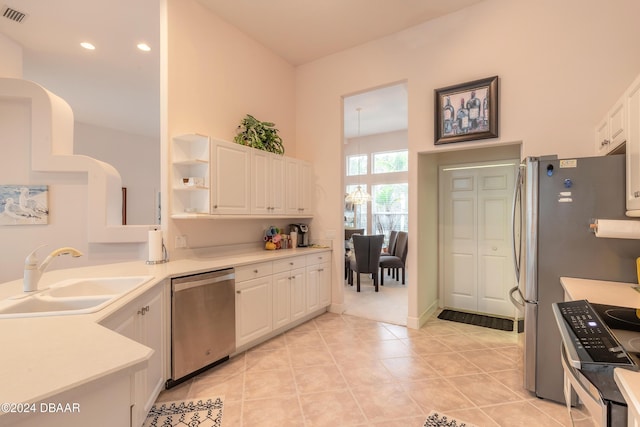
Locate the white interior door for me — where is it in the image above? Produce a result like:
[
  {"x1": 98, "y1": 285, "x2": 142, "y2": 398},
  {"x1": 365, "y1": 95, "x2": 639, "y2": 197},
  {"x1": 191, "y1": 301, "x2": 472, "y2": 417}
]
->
[
  {"x1": 440, "y1": 161, "x2": 517, "y2": 317},
  {"x1": 442, "y1": 169, "x2": 478, "y2": 311}
]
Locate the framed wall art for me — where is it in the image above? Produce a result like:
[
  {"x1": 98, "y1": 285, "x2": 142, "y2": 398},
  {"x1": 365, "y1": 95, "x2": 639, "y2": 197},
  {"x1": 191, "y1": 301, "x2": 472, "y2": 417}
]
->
[
  {"x1": 0, "y1": 185, "x2": 49, "y2": 225},
  {"x1": 434, "y1": 76, "x2": 498, "y2": 145}
]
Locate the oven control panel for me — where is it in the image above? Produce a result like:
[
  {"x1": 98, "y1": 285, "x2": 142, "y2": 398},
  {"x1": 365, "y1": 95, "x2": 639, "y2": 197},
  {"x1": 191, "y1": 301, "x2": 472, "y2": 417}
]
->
[{"x1": 557, "y1": 300, "x2": 635, "y2": 366}]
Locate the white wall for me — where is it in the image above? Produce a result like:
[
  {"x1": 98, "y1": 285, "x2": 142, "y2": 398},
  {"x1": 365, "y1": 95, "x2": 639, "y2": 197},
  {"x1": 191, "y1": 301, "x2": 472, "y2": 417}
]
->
[
  {"x1": 0, "y1": 98, "x2": 145, "y2": 283},
  {"x1": 0, "y1": 38, "x2": 146, "y2": 284},
  {"x1": 74, "y1": 123, "x2": 160, "y2": 225},
  {"x1": 0, "y1": 33, "x2": 22, "y2": 78},
  {"x1": 295, "y1": 0, "x2": 640, "y2": 326},
  {"x1": 163, "y1": 0, "x2": 297, "y2": 255}
]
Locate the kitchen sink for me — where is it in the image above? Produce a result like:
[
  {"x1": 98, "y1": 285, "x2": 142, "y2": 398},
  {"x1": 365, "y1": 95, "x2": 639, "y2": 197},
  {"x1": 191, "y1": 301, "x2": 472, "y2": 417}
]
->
[
  {"x1": 0, "y1": 295, "x2": 112, "y2": 317},
  {"x1": 0, "y1": 275, "x2": 154, "y2": 319},
  {"x1": 46, "y1": 276, "x2": 154, "y2": 297}
]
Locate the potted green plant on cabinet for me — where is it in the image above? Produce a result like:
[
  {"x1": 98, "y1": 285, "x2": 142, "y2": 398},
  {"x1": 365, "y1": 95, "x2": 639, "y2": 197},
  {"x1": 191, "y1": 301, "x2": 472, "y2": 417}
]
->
[{"x1": 234, "y1": 114, "x2": 285, "y2": 155}]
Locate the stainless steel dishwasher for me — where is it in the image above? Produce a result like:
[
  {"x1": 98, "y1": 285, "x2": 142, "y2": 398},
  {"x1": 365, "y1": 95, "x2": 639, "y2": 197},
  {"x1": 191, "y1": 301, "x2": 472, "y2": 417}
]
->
[{"x1": 168, "y1": 268, "x2": 235, "y2": 387}]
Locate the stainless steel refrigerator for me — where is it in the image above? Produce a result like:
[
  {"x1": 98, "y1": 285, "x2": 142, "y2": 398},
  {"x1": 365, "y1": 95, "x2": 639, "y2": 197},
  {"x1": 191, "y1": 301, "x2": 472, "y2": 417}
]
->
[{"x1": 510, "y1": 154, "x2": 639, "y2": 404}]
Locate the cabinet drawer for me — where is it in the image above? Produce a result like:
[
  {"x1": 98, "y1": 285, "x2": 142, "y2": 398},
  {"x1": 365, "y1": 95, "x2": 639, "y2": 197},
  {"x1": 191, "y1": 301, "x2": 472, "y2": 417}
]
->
[
  {"x1": 236, "y1": 262, "x2": 273, "y2": 282},
  {"x1": 273, "y1": 256, "x2": 306, "y2": 273},
  {"x1": 306, "y1": 252, "x2": 330, "y2": 266}
]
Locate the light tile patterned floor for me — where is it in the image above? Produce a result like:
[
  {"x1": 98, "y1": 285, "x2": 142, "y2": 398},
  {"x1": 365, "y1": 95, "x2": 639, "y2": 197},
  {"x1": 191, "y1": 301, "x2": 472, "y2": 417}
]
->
[{"x1": 156, "y1": 312, "x2": 584, "y2": 427}]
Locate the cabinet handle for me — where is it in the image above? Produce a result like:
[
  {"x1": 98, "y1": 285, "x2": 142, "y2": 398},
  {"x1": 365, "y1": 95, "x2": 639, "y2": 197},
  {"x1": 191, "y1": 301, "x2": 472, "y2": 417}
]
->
[
  {"x1": 254, "y1": 269, "x2": 259, "y2": 273},
  {"x1": 634, "y1": 191, "x2": 640, "y2": 198},
  {"x1": 319, "y1": 268, "x2": 324, "y2": 272},
  {"x1": 289, "y1": 262, "x2": 294, "y2": 265},
  {"x1": 137, "y1": 305, "x2": 150, "y2": 316},
  {"x1": 237, "y1": 290, "x2": 241, "y2": 294}
]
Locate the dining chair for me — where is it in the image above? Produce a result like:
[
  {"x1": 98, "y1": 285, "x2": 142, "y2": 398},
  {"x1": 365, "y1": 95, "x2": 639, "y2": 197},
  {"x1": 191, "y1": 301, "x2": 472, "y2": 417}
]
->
[
  {"x1": 379, "y1": 231, "x2": 408, "y2": 286},
  {"x1": 348, "y1": 234, "x2": 384, "y2": 292},
  {"x1": 379, "y1": 230, "x2": 398, "y2": 278}
]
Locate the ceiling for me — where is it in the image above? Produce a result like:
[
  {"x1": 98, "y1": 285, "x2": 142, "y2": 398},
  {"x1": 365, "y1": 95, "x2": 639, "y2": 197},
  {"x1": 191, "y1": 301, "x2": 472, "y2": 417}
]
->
[{"x1": 0, "y1": 0, "x2": 484, "y2": 139}]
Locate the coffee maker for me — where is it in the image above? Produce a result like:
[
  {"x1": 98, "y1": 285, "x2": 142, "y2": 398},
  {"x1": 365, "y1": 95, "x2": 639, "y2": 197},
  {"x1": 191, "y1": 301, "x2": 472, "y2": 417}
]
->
[{"x1": 290, "y1": 223, "x2": 309, "y2": 247}]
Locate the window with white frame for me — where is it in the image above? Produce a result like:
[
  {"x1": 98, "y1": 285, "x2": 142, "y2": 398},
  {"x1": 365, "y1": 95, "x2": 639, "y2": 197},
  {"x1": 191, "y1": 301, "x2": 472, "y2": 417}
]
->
[
  {"x1": 373, "y1": 150, "x2": 408, "y2": 174},
  {"x1": 345, "y1": 148, "x2": 408, "y2": 242}
]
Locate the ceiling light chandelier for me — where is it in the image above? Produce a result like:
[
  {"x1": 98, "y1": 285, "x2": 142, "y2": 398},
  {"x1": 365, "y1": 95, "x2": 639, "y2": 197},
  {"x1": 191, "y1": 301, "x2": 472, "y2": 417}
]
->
[{"x1": 346, "y1": 107, "x2": 371, "y2": 206}]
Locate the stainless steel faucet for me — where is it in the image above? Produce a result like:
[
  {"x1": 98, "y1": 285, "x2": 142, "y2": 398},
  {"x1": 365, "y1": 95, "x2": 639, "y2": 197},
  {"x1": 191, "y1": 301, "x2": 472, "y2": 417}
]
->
[{"x1": 23, "y1": 245, "x2": 83, "y2": 292}]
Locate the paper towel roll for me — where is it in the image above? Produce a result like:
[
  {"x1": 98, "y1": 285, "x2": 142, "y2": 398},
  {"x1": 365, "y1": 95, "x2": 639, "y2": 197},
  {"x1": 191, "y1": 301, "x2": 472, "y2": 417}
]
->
[
  {"x1": 148, "y1": 229, "x2": 164, "y2": 261},
  {"x1": 594, "y1": 219, "x2": 640, "y2": 239}
]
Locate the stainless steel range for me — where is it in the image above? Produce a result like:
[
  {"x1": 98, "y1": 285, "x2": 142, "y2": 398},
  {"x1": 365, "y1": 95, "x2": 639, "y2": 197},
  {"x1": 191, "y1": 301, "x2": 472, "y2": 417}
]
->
[{"x1": 553, "y1": 300, "x2": 640, "y2": 426}]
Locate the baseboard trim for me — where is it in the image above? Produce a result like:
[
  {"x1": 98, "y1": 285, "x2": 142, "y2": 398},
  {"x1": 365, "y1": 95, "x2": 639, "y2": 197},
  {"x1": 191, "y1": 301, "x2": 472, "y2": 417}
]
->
[{"x1": 407, "y1": 299, "x2": 439, "y2": 329}]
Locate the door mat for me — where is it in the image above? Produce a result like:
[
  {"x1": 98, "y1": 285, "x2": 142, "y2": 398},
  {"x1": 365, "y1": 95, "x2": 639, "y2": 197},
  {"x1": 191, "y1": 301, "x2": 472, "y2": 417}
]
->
[
  {"x1": 423, "y1": 410, "x2": 478, "y2": 427},
  {"x1": 143, "y1": 397, "x2": 223, "y2": 427},
  {"x1": 437, "y1": 309, "x2": 514, "y2": 331}
]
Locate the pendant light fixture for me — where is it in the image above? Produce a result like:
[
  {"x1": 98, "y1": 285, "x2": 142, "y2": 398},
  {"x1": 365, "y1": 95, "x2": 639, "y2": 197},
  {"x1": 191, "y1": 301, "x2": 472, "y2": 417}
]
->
[{"x1": 346, "y1": 107, "x2": 371, "y2": 206}]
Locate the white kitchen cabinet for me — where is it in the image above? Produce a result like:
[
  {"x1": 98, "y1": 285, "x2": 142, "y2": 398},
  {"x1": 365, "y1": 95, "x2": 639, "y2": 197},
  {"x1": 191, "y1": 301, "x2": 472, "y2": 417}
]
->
[
  {"x1": 234, "y1": 251, "x2": 330, "y2": 350},
  {"x1": 595, "y1": 94, "x2": 626, "y2": 156},
  {"x1": 272, "y1": 271, "x2": 291, "y2": 329},
  {"x1": 235, "y1": 275, "x2": 273, "y2": 347},
  {"x1": 211, "y1": 138, "x2": 251, "y2": 214},
  {"x1": 171, "y1": 134, "x2": 210, "y2": 217},
  {"x1": 273, "y1": 256, "x2": 306, "y2": 322},
  {"x1": 285, "y1": 158, "x2": 314, "y2": 216},
  {"x1": 306, "y1": 252, "x2": 332, "y2": 310},
  {"x1": 626, "y1": 74, "x2": 640, "y2": 214},
  {"x1": 100, "y1": 284, "x2": 165, "y2": 427},
  {"x1": 272, "y1": 269, "x2": 306, "y2": 324},
  {"x1": 251, "y1": 150, "x2": 285, "y2": 215},
  {"x1": 290, "y1": 268, "x2": 307, "y2": 321},
  {"x1": 171, "y1": 133, "x2": 313, "y2": 219}
]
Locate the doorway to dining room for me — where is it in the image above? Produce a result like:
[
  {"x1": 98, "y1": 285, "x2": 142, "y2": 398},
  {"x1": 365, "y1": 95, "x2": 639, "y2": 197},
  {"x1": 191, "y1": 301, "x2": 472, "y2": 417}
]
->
[{"x1": 342, "y1": 82, "x2": 408, "y2": 325}]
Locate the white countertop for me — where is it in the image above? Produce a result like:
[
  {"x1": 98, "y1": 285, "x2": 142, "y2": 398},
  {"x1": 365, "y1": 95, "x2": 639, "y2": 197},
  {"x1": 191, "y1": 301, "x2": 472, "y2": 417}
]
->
[
  {"x1": 0, "y1": 247, "x2": 330, "y2": 415},
  {"x1": 560, "y1": 276, "x2": 640, "y2": 308},
  {"x1": 560, "y1": 276, "x2": 640, "y2": 419}
]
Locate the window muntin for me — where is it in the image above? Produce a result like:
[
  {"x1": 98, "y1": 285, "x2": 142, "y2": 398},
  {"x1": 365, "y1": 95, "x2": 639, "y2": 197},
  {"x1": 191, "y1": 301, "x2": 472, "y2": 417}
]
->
[{"x1": 346, "y1": 154, "x2": 367, "y2": 176}]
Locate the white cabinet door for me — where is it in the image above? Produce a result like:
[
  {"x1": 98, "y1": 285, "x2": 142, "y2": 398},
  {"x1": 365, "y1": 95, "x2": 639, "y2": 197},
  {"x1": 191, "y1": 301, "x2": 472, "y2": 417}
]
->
[
  {"x1": 251, "y1": 151, "x2": 286, "y2": 215},
  {"x1": 236, "y1": 276, "x2": 273, "y2": 347},
  {"x1": 594, "y1": 95, "x2": 626, "y2": 156},
  {"x1": 290, "y1": 268, "x2": 306, "y2": 321},
  {"x1": 594, "y1": 116, "x2": 610, "y2": 155},
  {"x1": 139, "y1": 288, "x2": 165, "y2": 419},
  {"x1": 100, "y1": 284, "x2": 165, "y2": 427},
  {"x1": 270, "y1": 154, "x2": 286, "y2": 215},
  {"x1": 285, "y1": 158, "x2": 314, "y2": 216},
  {"x1": 609, "y1": 97, "x2": 626, "y2": 150},
  {"x1": 211, "y1": 139, "x2": 251, "y2": 214},
  {"x1": 305, "y1": 261, "x2": 331, "y2": 312},
  {"x1": 627, "y1": 75, "x2": 640, "y2": 213},
  {"x1": 305, "y1": 265, "x2": 321, "y2": 313},
  {"x1": 318, "y1": 262, "x2": 332, "y2": 307},
  {"x1": 298, "y1": 161, "x2": 313, "y2": 215},
  {"x1": 272, "y1": 271, "x2": 292, "y2": 329},
  {"x1": 251, "y1": 150, "x2": 270, "y2": 215},
  {"x1": 285, "y1": 158, "x2": 301, "y2": 215}
]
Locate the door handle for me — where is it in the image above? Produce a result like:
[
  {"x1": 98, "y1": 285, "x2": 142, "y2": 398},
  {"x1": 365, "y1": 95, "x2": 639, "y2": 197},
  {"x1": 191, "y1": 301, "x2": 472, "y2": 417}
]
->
[{"x1": 508, "y1": 286, "x2": 524, "y2": 309}]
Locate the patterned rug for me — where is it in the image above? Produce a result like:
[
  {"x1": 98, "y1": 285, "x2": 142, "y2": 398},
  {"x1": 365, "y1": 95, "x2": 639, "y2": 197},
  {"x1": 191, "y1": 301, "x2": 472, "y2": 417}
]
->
[
  {"x1": 423, "y1": 410, "x2": 478, "y2": 427},
  {"x1": 143, "y1": 397, "x2": 224, "y2": 427}
]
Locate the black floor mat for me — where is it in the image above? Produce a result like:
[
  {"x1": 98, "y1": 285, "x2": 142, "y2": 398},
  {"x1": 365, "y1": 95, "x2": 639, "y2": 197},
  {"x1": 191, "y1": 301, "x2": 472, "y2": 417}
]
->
[{"x1": 437, "y1": 309, "x2": 514, "y2": 331}]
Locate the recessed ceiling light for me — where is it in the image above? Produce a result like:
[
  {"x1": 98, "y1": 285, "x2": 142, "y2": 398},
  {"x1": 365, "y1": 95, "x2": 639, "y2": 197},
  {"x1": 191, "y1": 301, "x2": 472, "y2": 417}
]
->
[
  {"x1": 137, "y1": 43, "x2": 151, "y2": 52},
  {"x1": 80, "y1": 42, "x2": 95, "y2": 50}
]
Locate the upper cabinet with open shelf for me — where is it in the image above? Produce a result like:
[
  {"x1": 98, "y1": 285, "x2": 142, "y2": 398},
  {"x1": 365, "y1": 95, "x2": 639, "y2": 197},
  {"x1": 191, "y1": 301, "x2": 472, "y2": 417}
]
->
[{"x1": 170, "y1": 134, "x2": 313, "y2": 219}]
